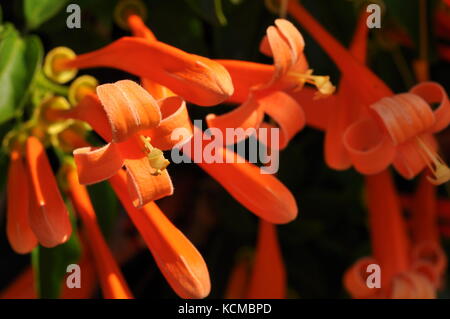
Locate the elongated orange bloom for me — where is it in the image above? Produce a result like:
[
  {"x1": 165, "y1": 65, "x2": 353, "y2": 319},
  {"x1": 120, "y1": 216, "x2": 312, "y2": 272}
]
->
[
  {"x1": 124, "y1": 15, "x2": 298, "y2": 224},
  {"x1": 6, "y1": 149, "x2": 37, "y2": 254},
  {"x1": 56, "y1": 37, "x2": 233, "y2": 106},
  {"x1": 344, "y1": 170, "x2": 436, "y2": 299},
  {"x1": 25, "y1": 136, "x2": 72, "y2": 247},
  {"x1": 208, "y1": 19, "x2": 318, "y2": 149},
  {"x1": 72, "y1": 80, "x2": 173, "y2": 208},
  {"x1": 109, "y1": 169, "x2": 210, "y2": 299},
  {"x1": 287, "y1": 2, "x2": 450, "y2": 184},
  {"x1": 225, "y1": 221, "x2": 286, "y2": 299},
  {"x1": 66, "y1": 166, "x2": 133, "y2": 299},
  {"x1": 408, "y1": 174, "x2": 447, "y2": 288},
  {"x1": 246, "y1": 220, "x2": 286, "y2": 298}
]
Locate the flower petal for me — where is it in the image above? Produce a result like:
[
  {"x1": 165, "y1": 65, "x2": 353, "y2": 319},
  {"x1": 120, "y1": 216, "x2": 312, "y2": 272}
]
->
[
  {"x1": 67, "y1": 167, "x2": 133, "y2": 299},
  {"x1": 25, "y1": 136, "x2": 72, "y2": 247},
  {"x1": 258, "y1": 91, "x2": 305, "y2": 149},
  {"x1": 6, "y1": 150, "x2": 37, "y2": 254},
  {"x1": 409, "y1": 82, "x2": 450, "y2": 133},
  {"x1": 370, "y1": 93, "x2": 435, "y2": 145},
  {"x1": 246, "y1": 221, "x2": 286, "y2": 298},
  {"x1": 63, "y1": 37, "x2": 234, "y2": 106},
  {"x1": 96, "y1": 80, "x2": 161, "y2": 143},
  {"x1": 143, "y1": 96, "x2": 193, "y2": 151},
  {"x1": 390, "y1": 272, "x2": 435, "y2": 299},
  {"x1": 73, "y1": 143, "x2": 124, "y2": 185},
  {"x1": 121, "y1": 138, "x2": 173, "y2": 208},
  {"x1": 206, "y1": 96, "x2": 264, "y2": 145},
  {"x1": 343, "y1": 118, "x2": 396, "y2": 175},
  {"x1": 392, "y1": 134, "x2": 437, "y2": 179},
  {"x1": 109, "y1": 170, "x2": 211, "y2": 299}
]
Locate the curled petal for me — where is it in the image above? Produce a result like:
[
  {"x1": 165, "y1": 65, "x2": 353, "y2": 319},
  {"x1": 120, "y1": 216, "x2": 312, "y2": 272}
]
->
[
  {"x1": 122, "y1": 143, "x2": 173, "y2": 208},
  {"x1": 96, "y1": 80, "x2": 161, "y2": 143},
  {"x1": 6, "y1": 151, "x2": 37, "y2": 254},
  {"x1": 246, "y1": 221, "x2": 286, "y2": 298},
  {"x1": 72, "y1": 93, "x2": 112, "y2": 141},
  {"x1": 370, "y1": 93, "x2": 435, "y2": 145},
  {"x1": 25, "y1": 136, "x2": 72, "y2": 247},
  {"x1": 258, "y1": 91, "x2": 305, "y2": 149},
  {"x1": 143, "y1": 96, "x2": 193, "y2": 151},
  {"x1": 63, "y1": 37, "x2": 233, "y2": 106},
  {"x1": 128, "y1": 14, "x2": 156, "y2": 41},
  {"x1": 343, "y1": 118, "x2": 395, "y2": 175},
  {"x1": 206, "y1": 96, "x2": 264, "y2": 145},
  {"x1": 67, "y1": 168, "x2": 133, "y2": 299},
  {"x1": 392, "y1": 134, "x2": 437, "y2": 180},
  {"x1": 109, "y1": 170, "x2": 211, "y2": 299},
  {"x1": 390, "y1": 272, "x2": 436, "y2": 299},
  {"x1": 73, "y1": 143, "x2": 124, "y2": 185},
  {"x1": 409, "y1": 82, "x2": 450, "y2": 133},
  {"x1": 343, "y1": 257, "x2": 379, "y2": 299}
]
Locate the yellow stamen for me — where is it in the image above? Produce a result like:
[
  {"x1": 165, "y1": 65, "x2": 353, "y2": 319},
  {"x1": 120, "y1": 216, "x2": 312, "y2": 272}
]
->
[
  {"x1": 289, "y1": 69, "x2": 336, "y2": 99},
  {"x1": 140, "y1": 135, "x2": 170, "y2": 175},
  {"x1": 43, "y1": 47, "x2": 77, "y2": 84},
  {"x1": 416, "y1": 137, "x2": 450, "y2": 185}
]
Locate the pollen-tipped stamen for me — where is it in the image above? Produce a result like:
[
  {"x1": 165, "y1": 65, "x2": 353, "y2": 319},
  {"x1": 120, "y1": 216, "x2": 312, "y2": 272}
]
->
[
  {"x1": 416, "y1": 137, "x2": 450, "y2": 185},
  {"x1": 288, "y1": 69, "x2": 336, "y2": 98},
  {"x1": 140, "y1": 135, "x2": 170, "y2": 175}
]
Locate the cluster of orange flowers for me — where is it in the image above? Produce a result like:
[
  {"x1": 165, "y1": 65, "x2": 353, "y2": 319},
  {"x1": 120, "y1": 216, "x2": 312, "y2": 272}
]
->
[{"x1": 2, "y1": 0, "x2": 450, "y2": 299}]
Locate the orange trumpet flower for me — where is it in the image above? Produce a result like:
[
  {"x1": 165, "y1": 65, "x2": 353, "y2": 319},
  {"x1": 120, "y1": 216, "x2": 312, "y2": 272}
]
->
[
  {"x1": 71, "y1": 80, "x2": 174, "y2": 208},
  {"x1": 109, "y1": 169, "x2": 211, "y2": 299},
  {"x1": 25, "y1": 136, "x2": 72, "y2": 248},
  {"x1": 344, "y1": 170, "x2": 436, "y2": 299},
  {"x1": 6, "y1": 149, "x2": 37, "y2": 254},
  {"x1": 225, "y1": 220, "x2": 286, "y2": 299},
  {"x1": 52, "y1": 35, "x2": 233, "y2": 107},
  {"x1": 287, "y1": 2, "x2": 450, "y2": 184},
  {"x1": 66, "y1": 165, "x2": 133, "y2": 299},
  {"x1": 210, "y1": 19, "x2": 335, "y2": 149}
]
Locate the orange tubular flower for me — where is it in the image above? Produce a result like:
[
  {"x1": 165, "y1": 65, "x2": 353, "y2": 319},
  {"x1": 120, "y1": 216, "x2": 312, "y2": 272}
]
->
[
  {"x1": 287, "y1": 2, "x2": 450, "y2": 184},
  {"x1": 409, "y1": 174, "x2": 447, "y2": 289},
  {"x1": 66, "y1": 165, "x2": 133, "y2": 299},
  {"x1": 109, "y1": 169, "x2": 210, "y2": 299},
  {"x1": 225, "y1": 220, "x2": 286, "y2": 299},
  {"x1": 71, "y1": 80, "x2": 174, "y2": 209},
  {"x1": 344, "y1": 170, "x2": 436, "y2": 299},
  {"x1": 54, "y1": 37, "x2": 233, "y2": 107},
  {"x1": 6, "y1": 149, "x2": 37, "y2": 254},
  {"x1": 123, "y1": 14, "x2": 298, "y2": 224},
  {"x1": 210, "y1": 19, "x2": 334, "y2": 149},
  {"x1": 25, "y1": 136, "x2": 72, "y2": 248}
]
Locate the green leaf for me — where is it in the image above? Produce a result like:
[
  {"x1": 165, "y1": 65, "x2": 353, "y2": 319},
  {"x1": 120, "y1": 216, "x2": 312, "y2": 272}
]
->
[
  {"x1": 24, "y1": 0, "x2": 69, "y2": 30},
  {"x1": 0, "y1": 24, "x2": 43, "y2": 124},
  {"x1": 32, "y1": 203, "x2": 81, "y2": 299}
]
